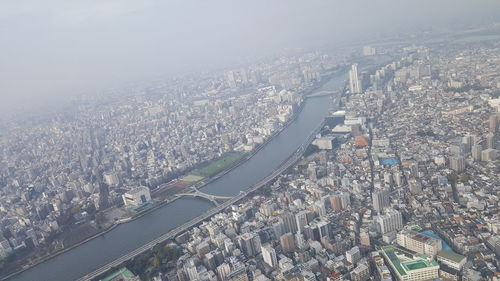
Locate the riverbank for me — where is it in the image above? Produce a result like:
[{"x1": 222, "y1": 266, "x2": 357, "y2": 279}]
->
[
  {"x1": 0, "y1": 82, "x2": 314, "y2": 281},
  {"x1": 6, "y1": 69, "x2": 348, "y2": 281}
]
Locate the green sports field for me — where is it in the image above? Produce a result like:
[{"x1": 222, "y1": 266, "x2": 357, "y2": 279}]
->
[{"x1": 193, "y1": 153, "x2": 243, "y2": 177}]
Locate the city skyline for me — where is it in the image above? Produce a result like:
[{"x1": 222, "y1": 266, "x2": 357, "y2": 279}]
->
[{"x1": 0, "y1": 2, "x2": 499, "y2": 281}]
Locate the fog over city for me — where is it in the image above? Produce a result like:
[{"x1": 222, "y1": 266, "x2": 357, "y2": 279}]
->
[
  {"x1": 2, "y1": 1, "x2": 500, "y2": 281},
  {"x1": 1, "y1": 0, "x2": 500, "y2": 116}
]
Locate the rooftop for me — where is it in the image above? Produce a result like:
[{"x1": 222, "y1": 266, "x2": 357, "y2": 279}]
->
[
  {"x1": 437, "y1": 250, "x2": 466, "y2": 263},
  {"x1": 100, "y1": 267, "x2": 136, "y2": 281},
  {"x1": 381, "y1": 246, "x2": 439, "y2": 276}
]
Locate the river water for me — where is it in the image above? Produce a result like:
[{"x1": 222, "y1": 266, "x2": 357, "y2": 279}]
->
[{"x1": 8, "y1": 73, "x2": 346, "y2": 281}]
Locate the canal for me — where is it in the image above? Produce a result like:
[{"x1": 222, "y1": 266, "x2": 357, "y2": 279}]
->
[{"x1": 8, "y1": 73, "x2": 346, "y2": 281}]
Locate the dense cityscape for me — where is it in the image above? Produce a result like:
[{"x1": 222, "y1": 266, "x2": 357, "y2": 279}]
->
[
  {"x1": 120, "y1": 40, "x2": 500, "y2": 281},
  {"x1": 0, "y1": 5, "x2": 499, "y2": 281}
]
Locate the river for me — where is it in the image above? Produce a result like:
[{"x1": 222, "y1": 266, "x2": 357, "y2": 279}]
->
[{"x1": 8, "y1": 73, "x2": 346, "y2": 281}]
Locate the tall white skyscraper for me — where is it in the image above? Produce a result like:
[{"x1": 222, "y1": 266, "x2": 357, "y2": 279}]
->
[
  {"x1": 349, "y1": 64, "x2": 362, "y2": 94},
  {"x1": 261, "y1": 244, "x2": 278, "y2": 268}
]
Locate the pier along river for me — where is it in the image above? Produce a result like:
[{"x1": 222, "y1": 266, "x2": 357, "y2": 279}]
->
[{"x1": 8, "y1": 73, "x2": 346, "y2": 281}]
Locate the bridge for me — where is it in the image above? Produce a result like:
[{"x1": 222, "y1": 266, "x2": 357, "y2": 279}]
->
[
  {"x1": 307, "y1": 90, "x2": 338, "y2": 97},
  {"x1": 175, "y1": 187, "x2": 233, "y2": 205},
  {"x1": 75, "y1": 99, "x2": 337, "y2": 281}
]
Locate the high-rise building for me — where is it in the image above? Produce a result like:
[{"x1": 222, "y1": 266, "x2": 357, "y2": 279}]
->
[
  {"x1": 216, "y1": 263, "x2": 231, "y2": 281},
  {"x1": 316, "y1": 220, "x2": 330, "y2": 240},
  {"x1": 340, "y1": 192, "x2": 351, "y2": 209},
  {"x1": 280, "y1": 212, "x2": 298, "y2": 234},
  {"x1": 481, "y1": 149, "x2": 498, "y2": 162},
  {"x1": 489, "y1": 114, "x2": 498, "y2": 133},
  {"x1": 372, "y1": 190, "x2": 390, "y2": 213},
  {"x1": 280, "y1": 233, "x2": 296, "y2": 253},
  {"x1": 394, "y1": 172, "x2": 403, "y2": 187},
  {"x1": 329, "y1": 195, "x2": 342, "y2": 212},
  {"x1": 349, "y1": 64, "x2": 362, "y2": 94},
  {"x1": 449, "y1": 156, "x2": 465, "y2": 172},
  {"x1": 376, "y1": 209, "x2": 403, "y2": 234},
  {"x1": 227, "y1": 71, "x2": 237, "y2": 89},
  {"x1": 471, "y1": 145, "x2": 483, "y2": 161},
  {"x1": 238, "y1": 232, "x2": 261, "y2": 257},
  {"x1": 184, "y1": 259, "x2": 199, "y2": 281},
  {"x1": 486, "y1": 132, "x2": 496, "y2": 149},
  {"x1": 362, "y1": 46, "x2": 376, "y2": 56},
  {"x1": 261, "y1": 244, "x2": 278, "y2": 268},
  {"x1": 295, "y1": 210, "x2": 309, "y2": 233},
  {"x1": 330, "y1": 192, "x2": 351, "y2": 211},
  {"x1": 313, "y1": 200, "x2": 326, "y2": 217},
  {"x1": 461, "y1": 135, "x2": 474, "y2": 154},
  {"x1": 295, "y1": 232, "x2": 307, "y2": 249},
  {"x1": 272, "y1": 221, "x2": 285, "y2": 238}
]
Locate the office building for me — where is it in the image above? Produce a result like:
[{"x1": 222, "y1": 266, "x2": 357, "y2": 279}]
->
[{"x1": 122, "y1": 186, "x2": 151, "y2": 207}]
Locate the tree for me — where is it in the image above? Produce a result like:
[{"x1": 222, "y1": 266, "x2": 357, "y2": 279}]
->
[{"x1": 151, "y1": 256, "x2": 160, "y2": 268}]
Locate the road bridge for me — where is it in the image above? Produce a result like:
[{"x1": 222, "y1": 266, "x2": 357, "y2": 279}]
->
[
  {"x1": 174, "y1": 191, "x2": 232, "y2": 205},
  {"x1": 307, "y1": 90, "x2": 338, "y2": 97}
]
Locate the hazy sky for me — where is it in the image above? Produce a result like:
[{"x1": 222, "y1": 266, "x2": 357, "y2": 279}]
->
[{"x1": 1, "y1": 0, "x2": 500, "y2": 117}]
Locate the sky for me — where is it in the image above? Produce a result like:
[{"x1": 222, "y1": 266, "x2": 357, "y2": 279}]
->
[{"x1": 1, "y1": 0, "x2": 500, "y2": 117}]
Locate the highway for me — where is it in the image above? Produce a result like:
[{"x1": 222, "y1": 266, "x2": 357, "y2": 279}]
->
[{"x1": 76, "y1": 95, "x2": 340, "y2": 281}]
